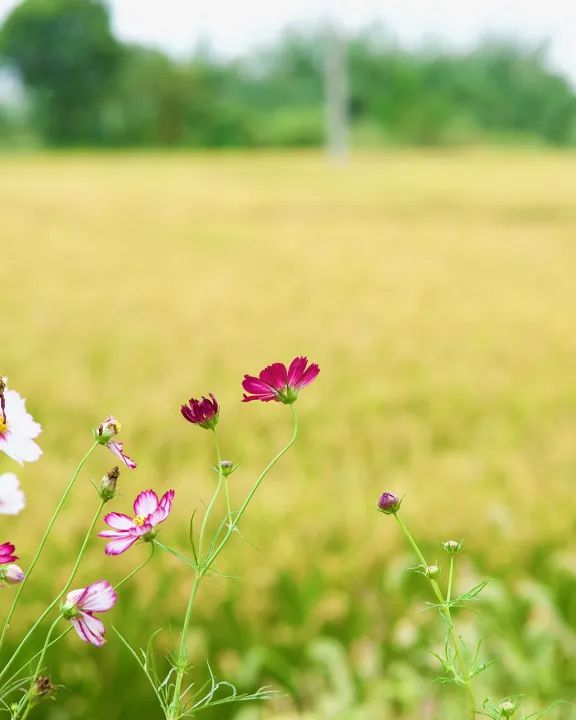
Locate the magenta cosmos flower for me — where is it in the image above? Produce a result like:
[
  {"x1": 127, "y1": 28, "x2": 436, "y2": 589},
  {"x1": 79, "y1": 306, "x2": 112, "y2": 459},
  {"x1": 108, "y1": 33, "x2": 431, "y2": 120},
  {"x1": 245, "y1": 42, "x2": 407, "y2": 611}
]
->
[
  {"x1": 95, "y1": 416, "x2": 136, "y2": 469},
  {"x1": 0, "y1": 388, "x2": 42, "y2": 465},
  {"x1": 98, "y1": 488, "x2": 175, "y2": 556},
  {"x1": 242, "y1": 356, "x2": 320, "y2": 404},
  {"x1": 0, "y1": 542, "x2": 24, "y2": 588},
  {"x1": 62, "y1": 580, "x2": 117, "y2": 647},
  {"x1": 181, "y1": 394, "x2": 219, "y2": 429},
  {"x1": 0, "y1": 542, "x2": 18, "y2": 565}
]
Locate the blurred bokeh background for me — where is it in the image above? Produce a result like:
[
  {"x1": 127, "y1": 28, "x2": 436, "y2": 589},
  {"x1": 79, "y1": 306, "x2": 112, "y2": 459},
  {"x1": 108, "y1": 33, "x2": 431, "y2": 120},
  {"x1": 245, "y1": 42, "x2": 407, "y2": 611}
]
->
[{"x1": 1, "y1": 1, "x2": 576, "y2": 718}]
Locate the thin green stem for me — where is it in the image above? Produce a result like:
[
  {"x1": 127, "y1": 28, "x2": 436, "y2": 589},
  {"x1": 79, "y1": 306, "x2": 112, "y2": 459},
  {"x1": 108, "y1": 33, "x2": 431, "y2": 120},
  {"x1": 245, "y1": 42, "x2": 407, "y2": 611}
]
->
[
  {"x1": 0, "y1": 441, "x2": 98, "y2": 653},
  {"x1": 0, "y1": 498, "x2": 105, "y2": 682},
  {"x1": 15, "y1": 618, "x2": 61, "y2": 720},
  {"x1": 0, "y1": 628, "x2": 71, "y2": 698},
  {"x1": 447, "y1": 555, "x2": 455, "y2": 604},
  {"x1": 167, "y1": 405, "x2": 298, "y2": 720},
  {"x1": 213, "y1": 430, "x2": 231, "y2": 521},
  {"x1": 153, "y1": 540, "x2": 196, "y2": 569},
  {"x1": 204, "y1": 404, "x2": 298, "y2": 570},
  {"x1": 394, "y1": 513, "x2": 476, "y2": 719},
  {"x1": 114, "y1": 544, "x2": 156, "y2": 590},
  {"x1": 196, "y1": 470, "x2": 223, "y2": 564},
  {"x1": 167, "y1": 576, "x2": 201, "y2": 720}
]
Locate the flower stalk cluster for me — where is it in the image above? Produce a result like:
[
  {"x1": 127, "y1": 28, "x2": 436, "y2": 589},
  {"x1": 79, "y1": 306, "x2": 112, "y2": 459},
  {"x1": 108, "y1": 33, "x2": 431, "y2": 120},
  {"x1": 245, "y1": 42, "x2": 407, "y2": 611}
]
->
[{"x1": 0, "y1": 357, "x2": 318, "y2": 720}]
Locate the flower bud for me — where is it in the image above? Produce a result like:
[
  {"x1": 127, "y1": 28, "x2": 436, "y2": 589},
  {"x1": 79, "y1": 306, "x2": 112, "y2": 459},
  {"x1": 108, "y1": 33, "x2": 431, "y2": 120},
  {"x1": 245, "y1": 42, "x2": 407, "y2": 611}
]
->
[
  {"x1": 95, "y1": 416, "x2": 121, "y2": 443},
  {"x1": 498, "y1": 701, "x2": 517, "y2": 718},
  {"x1": 99, "y1": 466, "x2": 120, "y2": 502},
  {"x1": 33, "y1": 675, "x2": 54, "y2": 700},
  {"x1": 425, "y1": 564, "x2": 439, "y2": 579},
  {"x1": 377, "y1": 492, "x2": 401, "y2": 515},
  {"x1": 1, "y1": 564, "x2": 24, "y2": 585},
  {"x1": 213, "y1": 460, "x2": 237, "y2": 478},
  {"x1": 442, "y1": 540, "x2": 462, "y2": 555}
]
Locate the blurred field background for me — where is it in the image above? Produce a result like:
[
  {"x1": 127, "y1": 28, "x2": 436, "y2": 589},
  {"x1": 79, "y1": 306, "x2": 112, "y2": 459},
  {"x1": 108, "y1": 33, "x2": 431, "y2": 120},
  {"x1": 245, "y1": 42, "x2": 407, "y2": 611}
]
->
[{"x1": 2, "y1": 1, "x2": 576, "y2": 719}]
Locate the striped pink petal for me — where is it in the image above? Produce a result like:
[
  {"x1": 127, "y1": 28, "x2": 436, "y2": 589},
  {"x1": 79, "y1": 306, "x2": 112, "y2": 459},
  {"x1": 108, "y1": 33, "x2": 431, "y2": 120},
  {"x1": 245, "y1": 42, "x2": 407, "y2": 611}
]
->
[
  {"x1": 103, "y1": 512, "x2": 135, "y2": 531},
  {"x1": 134, "y1": 490, "x2": 159, "y2": 517},
  {"x1": 76, "y1": 580, "x2": 117, "y2": 612},
  {"x1": 72, "y1": 612, "x2": 106, "y2": 647}
]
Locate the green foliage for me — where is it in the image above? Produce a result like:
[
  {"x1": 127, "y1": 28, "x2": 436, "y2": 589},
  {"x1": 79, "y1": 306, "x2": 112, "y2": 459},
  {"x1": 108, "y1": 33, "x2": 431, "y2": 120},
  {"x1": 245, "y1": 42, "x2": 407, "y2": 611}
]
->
[
  {"x1": 0, "y1": 0, "x2": 121, "y2": 144},
  {"x1": 1, "y1": 4, "x2": 575, "y2": 148}
]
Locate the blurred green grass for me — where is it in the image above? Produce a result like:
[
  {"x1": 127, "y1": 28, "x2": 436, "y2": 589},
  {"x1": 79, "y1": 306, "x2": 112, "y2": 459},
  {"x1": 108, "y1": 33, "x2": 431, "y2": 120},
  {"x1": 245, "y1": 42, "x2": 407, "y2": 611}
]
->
[{"x1": 1, "y1": 150, "x2": 576, "y2": 719}]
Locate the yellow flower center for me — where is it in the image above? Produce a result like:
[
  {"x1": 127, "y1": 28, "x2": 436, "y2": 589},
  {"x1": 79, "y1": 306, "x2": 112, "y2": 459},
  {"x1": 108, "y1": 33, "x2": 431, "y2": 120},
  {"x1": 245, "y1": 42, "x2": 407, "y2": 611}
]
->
[
  {"x1": 0, "y1": 419, "x2": 7, "y2": 434},
  {"x1": 133, "y1": 515, "x2": 146, "y2": 527}
]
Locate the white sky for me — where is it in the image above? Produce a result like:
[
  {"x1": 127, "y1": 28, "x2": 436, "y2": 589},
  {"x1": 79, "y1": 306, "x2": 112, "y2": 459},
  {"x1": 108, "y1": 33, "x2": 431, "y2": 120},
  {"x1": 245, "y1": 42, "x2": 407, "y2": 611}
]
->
[{"x1": 1, "y1": 0, "x2": 576, "y2": 80}]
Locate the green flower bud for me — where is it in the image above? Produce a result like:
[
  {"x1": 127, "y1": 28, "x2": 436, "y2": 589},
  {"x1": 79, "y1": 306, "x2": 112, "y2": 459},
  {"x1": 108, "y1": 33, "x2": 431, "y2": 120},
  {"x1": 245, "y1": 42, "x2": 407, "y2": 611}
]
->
[
  {"x1": 425, "y1": 564, "x2": 439, "y2": 579},
  {"x1": 442, "y1": 540, "x2": 462, "y2": 555},
  {"x1": 499, "y1": 701, "x2": 517, "y2": 718}
]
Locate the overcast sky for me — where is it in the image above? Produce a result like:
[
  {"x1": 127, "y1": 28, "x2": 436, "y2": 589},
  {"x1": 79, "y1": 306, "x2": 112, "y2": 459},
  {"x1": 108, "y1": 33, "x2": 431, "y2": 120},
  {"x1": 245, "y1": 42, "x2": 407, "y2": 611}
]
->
[{"x1": 1, "y1": 0, "x2": 575, "y2": 80}]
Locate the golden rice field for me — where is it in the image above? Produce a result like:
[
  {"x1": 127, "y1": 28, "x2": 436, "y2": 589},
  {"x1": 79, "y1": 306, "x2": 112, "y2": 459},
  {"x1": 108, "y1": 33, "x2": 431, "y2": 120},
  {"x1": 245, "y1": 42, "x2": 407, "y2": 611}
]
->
[{"x1": 2, "y1": 150, "x2": 576, "y2": 719}]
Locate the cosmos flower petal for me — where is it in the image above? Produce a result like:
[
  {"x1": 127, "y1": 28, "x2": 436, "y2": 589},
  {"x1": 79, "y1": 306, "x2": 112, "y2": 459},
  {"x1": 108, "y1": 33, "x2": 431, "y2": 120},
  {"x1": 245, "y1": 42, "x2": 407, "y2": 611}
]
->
[
  {"x1": 293, "y1": 362, "x2": 320, "y2": 390},
  {"x1": 103, "y1": 512, "x2": 135, "y2": 531},
  {"x1": 65, "y1": 588, "x2": 85, "y2": 606},
  {"x1": 0, "y1": 436, "x2": 42, "y2": 466},
  {"x1": 259, "y1": 363, "x2": 288, "y2": 390},
  {"x1": 76, "y1": 580, "x2": 117, "y2": 612},
  {"x1": 287, "y1": 356, "x2": 308, "y2": 386},
  {"x1": 0, "y1": 474, "x2": 25, "y2": 515},
  {"x1": 148, "y1": 489, "x2": 175, "y2": 525},
  {"x1": 133, "y1": 490, "x2": 159, "y2": 517},
  {"x1": 104, "y1": 535, "x2": 140, "y2": 556},
  {"x1": 107, "y1": 441, "x2": 137, "y2": 469},
  {"x1": 0, "y1": 542, "x2": 18, "y2": 565},
  {"x1": 72, "y1": 612, "x2": 106, "y2": 647}
]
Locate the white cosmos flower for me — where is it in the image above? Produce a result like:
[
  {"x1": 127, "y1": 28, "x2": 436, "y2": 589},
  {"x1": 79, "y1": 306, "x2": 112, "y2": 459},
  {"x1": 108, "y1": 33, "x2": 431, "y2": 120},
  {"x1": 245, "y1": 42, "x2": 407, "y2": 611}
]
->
[
  {"x1": 0, "y1": 390, "x2": 42, "y2": 465},
  {"x1": 0, "y1": 473, "x2": 25, "y2": 515}
]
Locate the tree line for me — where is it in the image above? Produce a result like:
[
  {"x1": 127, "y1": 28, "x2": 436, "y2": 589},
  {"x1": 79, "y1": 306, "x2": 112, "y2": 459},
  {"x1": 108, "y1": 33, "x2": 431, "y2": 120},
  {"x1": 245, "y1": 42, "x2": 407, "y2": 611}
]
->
[{"x1": 1, "y1": 0, "x2": 575, "y2": 148}]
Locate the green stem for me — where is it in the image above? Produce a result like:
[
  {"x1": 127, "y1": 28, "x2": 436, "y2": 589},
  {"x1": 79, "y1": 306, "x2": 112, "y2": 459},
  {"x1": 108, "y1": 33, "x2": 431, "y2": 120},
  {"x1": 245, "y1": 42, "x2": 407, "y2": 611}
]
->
[
  {"x1": 447, "y1": 555, "x2": 455, "y2": 603},
  {"x1": 15, "y1": 618, "x2": 61, "y2": 720},
  {"x1": 114, "y1": 544, "x2": 156, "y2": 590},
  {"x1": 0, "y1": 628, "x2": 71, "y2": 697},
  {"x1": 0, "y1": 498, "x2": 105, "y2": 683},
  {"x1": 167, "y1": 405, "x2": 298, "y2": 720},
  {"x1": 213, "y1": 430, "x2": 231, "y2": 521},
  {"x1": 204, "y1": 404, "x2": 298, "y2": 570},
  {"x1": 394, "y1": 514, "x2": 476, "y2": 719},
  {"x1": 0, "y1": 441, "x2": 99, "y2": 653}
]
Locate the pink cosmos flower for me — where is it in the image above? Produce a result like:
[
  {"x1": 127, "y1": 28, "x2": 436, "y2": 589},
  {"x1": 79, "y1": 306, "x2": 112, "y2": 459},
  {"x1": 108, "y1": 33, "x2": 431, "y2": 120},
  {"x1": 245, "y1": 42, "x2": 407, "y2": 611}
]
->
[
  {"x1": 181, "y1": 393, "x2": 219, "y2": 429},
  {"x1": 0, "y1": 389, "x2": 42, "y2": 465},
  {"x1": 0, "y1": 542, "x2": 18, "y2": 565},
  {"x1": 95, "y1": 416, "x2": 136, "y2": 470},
  {"x1": 62, "y1": 580, "x2": 117, "y2": 647},
  {"x1": 98, "y1": 488, "x2": 175, "y2": 556},
  {"x1": 242, "y1": 356, "x2": 320, "y2": 404},
  {"x1": 0, "y1": 473, "x2": 25, "y2": 515}
]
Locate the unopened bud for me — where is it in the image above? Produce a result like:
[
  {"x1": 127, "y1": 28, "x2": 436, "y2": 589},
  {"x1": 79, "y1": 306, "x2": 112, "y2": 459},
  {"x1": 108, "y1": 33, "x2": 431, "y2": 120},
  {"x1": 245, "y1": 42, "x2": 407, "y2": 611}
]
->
[
  {"x1": 442, "y1": 540, "x2": 462, "y2": 555},
  {"x1": 377, "y1": 492, "x2": 401, "y2": 515},
  {"x1": 499, "y1": 701, "x2": 517, "y2": 718},
  {"x1": 99, "y1": 466, "x2": 120, "y2": 502},
  {"x1": 0, "y1": 564, "x2": 24, "y2": 585},
  {"x1": 425, "y1": 564, "x2": 439, "y2": 579},
  {"x1": 95, "y1": 416, "x2": 121, "y2": 443},
  {"x1": 33, "y1": 675, "x2": 54, "y2": 699},
  {"x1": 213, "y1": 460, "x2": 237, "y2": 478}
]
